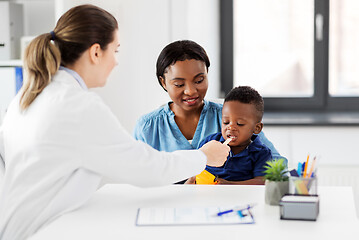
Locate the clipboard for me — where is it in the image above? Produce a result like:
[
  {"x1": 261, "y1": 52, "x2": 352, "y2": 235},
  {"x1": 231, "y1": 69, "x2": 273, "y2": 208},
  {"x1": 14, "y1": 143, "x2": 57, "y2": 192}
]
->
[{"x1": 135, "y1": 206, "x2": 255, "y2": 226}]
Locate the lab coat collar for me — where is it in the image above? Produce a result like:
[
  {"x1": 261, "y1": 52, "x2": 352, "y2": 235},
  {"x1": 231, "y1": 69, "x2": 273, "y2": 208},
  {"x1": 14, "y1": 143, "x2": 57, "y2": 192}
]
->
[{"x1": 59, "y1": 66, "x2": 88, "y2": 90}]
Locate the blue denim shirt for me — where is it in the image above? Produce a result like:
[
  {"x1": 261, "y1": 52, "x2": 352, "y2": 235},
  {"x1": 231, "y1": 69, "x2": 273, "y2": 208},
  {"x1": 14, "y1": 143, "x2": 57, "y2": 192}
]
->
[
  {"x1": 133, "y1": 100, "x2": 284, "y2": 161},
  {"x1": 200, "y1": 133, "x2": 271, "y2": 181},
  {"x1": 133, "y1": 100, "x2": 222, "y2": 151}
]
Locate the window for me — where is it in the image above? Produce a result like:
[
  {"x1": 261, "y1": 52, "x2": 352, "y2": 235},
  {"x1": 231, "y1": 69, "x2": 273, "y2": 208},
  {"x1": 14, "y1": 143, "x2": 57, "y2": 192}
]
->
[
  {"x1": 221, "y1": 0, "x2": 359, "y2": 112},
  {"x1": 329, "y1": 0, "x2": 359, "y2": 97}
]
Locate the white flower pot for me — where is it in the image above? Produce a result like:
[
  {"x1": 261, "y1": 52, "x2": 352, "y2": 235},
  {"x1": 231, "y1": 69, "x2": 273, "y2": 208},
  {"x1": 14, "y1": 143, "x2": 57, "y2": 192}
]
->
[{"x1": 265, "y1": 180, "x2": 289, "y2": 205}]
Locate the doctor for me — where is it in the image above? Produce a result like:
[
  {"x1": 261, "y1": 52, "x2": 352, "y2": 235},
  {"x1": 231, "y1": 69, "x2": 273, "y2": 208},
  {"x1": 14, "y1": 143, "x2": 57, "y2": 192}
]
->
[{"x1": 0, "y1": 4, "x2": 230, "y2": 240}]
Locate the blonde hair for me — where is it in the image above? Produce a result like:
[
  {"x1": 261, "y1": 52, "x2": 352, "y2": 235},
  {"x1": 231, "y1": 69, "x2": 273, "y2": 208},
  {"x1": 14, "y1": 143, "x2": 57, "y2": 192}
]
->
[
  {"x1": 20, "y1": 4, "x2": 118, "y2": 110},
  {"x1": 20, "y1": 34, "x2": 60, "y2": 110}
]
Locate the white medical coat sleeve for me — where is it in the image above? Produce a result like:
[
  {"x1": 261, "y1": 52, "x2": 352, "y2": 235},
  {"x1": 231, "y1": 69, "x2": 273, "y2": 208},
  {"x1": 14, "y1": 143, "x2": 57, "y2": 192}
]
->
[
  {"x1": 77, "y1": 93, "x2": 207, "y2": 187},
  {"x1": 0, "y1": 126, "x2": 4, "y2": 187}
]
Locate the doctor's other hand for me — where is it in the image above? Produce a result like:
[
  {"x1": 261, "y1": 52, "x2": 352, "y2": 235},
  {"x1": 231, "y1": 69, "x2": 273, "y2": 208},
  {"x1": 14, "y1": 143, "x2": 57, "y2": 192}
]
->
[{"x1": 199, "y1": 140, "x2": 230, "y2": 167}]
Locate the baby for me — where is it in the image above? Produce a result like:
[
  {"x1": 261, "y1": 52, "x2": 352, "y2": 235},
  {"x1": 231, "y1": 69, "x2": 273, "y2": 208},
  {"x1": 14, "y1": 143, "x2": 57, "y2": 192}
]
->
[{"x1": 198, "y1": 86, "x2": 272, "y2": 185}]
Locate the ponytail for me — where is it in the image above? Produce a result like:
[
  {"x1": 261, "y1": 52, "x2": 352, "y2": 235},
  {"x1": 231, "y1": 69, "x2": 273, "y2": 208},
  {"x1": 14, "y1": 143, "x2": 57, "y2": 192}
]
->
[
  {"x1": 19, "y1": 4, "x2": 117, "y2": 111},
  {"x1": 20, "y1": 33, "x2": 61, "y2": 111}
]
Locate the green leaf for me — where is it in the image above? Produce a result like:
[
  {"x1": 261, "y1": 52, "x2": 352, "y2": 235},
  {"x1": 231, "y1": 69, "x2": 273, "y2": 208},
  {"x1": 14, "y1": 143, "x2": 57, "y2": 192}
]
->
[{"x1": 263, "y1": 158, "x2": 289, "y2": 182}]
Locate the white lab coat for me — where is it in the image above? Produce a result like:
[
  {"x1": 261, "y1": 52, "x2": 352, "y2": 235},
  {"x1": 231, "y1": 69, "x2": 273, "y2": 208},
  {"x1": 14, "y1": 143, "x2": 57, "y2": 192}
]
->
[
  {"x1": 0, "y1": 70, "x2": 206, "y2": 240},
  {"x1": 0, "y1": 128, "x2": 4, "y2": 187}
]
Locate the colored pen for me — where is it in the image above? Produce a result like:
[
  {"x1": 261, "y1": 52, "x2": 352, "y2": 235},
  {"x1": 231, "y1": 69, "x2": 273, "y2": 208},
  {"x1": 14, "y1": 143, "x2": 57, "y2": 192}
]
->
[
  {"x1": 297, "y1": 162, "x2": 302, "y2": 176},
  {"x1": 301, "y1": 162, "x2": 306, "y2": 176},
  {"x1": 303, "y1": 154, "x2": 309, "y2": 178},
  {"x1": 216, "y1": 204, "x2": 256, "y2": 216},
  {"x1": 289, "y1": 169, "x2": 299, "y2": 177},
  {"x1": 307, "y1": 156, "x2": 317, "y2": 178}
]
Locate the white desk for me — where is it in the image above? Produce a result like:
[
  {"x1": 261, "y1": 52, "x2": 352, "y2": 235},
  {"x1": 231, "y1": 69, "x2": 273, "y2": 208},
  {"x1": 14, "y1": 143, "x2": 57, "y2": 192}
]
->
[{"x1": 30, "y1": 185, "x2": 359, "y2": 240}]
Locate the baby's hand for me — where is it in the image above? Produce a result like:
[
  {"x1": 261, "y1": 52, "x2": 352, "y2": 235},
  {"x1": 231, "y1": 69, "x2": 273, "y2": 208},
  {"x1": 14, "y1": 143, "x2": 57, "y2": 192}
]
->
[
  {"x1": 216, "y1": 178, "x2": 233, "y2": 185},
  {"x1": 184, "y1": 176, "x2": 196, "y2": 184}
]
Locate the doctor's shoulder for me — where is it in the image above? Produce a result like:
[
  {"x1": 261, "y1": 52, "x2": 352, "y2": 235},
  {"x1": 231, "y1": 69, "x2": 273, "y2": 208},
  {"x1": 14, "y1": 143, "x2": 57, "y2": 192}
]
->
[{"x1": 42, "y1": 74, "x2": 115, "y2": 121}]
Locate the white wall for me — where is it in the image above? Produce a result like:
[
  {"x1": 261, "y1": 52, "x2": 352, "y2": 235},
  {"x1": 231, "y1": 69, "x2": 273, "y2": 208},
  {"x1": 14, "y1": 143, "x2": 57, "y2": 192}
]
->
[
  {"x1": 10, "y1": 0, "x2": 56, "y2": 35},
  {"x1": 264, "y1": 126, "x2": 359, "y2": 168}
]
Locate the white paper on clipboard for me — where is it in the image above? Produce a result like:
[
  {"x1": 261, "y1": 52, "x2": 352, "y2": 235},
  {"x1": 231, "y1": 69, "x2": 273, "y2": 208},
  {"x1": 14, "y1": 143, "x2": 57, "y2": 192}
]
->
[{"x1": 136, "y1": 206, "x2": 255, "y2": 226}]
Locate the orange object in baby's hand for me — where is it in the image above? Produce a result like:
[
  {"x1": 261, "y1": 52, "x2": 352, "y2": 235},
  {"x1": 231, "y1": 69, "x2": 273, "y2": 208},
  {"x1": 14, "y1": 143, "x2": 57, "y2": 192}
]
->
[{"x1": 195, "y1": 170, "x2": 218, "y2": 184}]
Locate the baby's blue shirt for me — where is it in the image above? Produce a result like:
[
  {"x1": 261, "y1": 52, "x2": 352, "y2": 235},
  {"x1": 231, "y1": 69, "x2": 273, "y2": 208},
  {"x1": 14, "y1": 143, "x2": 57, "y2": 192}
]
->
[{"x1": 200, "y1": 132, "x2": 272, "y2": 181}]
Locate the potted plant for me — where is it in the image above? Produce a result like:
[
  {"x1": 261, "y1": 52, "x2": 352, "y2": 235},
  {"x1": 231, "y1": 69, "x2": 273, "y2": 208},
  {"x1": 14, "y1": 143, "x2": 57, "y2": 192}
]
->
[{"x1": 263, "y1": 158, "x2": 289, "y2": 205}]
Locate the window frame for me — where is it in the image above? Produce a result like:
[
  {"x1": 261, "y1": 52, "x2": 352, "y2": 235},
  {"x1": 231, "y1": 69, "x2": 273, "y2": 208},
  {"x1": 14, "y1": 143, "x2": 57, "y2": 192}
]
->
[{"x1": 220, "y1": 0, "x2": 359, "y2": 113}]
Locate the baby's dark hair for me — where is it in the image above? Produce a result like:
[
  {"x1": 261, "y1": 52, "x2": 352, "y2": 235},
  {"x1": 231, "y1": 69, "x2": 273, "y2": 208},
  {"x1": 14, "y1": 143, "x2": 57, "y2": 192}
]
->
[{"x1": 224, "y1": 86, "x2": 264, "y2": 121}]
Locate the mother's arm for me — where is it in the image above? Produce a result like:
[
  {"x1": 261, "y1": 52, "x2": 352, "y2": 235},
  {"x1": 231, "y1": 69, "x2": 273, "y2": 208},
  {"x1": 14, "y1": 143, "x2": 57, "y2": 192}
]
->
[
  {"x1": 257, "y1": 131, "x2": 288, "y2": 166},
  {"x1": 133, "y1": 119, "x2": 147, "y2": 142}
]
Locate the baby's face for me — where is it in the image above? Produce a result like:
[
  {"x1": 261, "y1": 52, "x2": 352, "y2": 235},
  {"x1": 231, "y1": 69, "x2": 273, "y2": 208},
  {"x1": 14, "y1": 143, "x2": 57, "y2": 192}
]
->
[{"x1": 221, "y1": 101, "x2": 262, "y2": 147}]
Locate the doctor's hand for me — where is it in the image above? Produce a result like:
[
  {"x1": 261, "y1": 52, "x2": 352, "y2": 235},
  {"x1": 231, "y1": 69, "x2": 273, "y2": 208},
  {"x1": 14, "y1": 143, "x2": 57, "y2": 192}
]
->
[{"x1": 199, "y1": 140, "x2": 230, "y2": 167}]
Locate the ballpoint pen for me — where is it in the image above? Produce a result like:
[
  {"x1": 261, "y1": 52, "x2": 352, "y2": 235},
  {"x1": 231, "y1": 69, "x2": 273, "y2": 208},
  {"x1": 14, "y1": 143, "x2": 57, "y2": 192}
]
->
[{"x1": 215, "y1": 204, "x2": 256, "y2": 216}]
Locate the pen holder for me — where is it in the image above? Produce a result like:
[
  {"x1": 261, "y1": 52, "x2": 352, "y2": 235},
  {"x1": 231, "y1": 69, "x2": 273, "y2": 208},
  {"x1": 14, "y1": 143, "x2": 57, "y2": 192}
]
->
[{"x1": 289, "y1": 176, "x2": 317, "y2": 195}]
